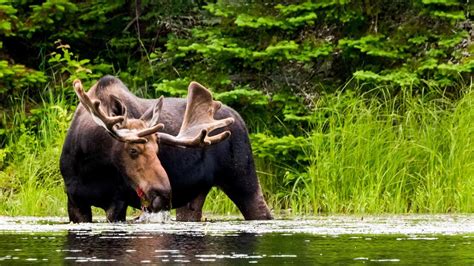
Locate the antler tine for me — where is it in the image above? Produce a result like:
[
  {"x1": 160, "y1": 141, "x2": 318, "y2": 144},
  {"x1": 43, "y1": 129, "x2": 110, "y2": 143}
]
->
[
  {"x1": 74, "y1": 79, "x2": 125, "y2": 131},
  {"x1": 137, "y1": 123, "x2": 165, "y2": 137},
  {"x1": 205, "y1": 131, "x2": 231, "y2": 145},
  {"x1": 158, "y1": 81, "x2": 234, "y2": 147},
  {"x1": 73, "y1": 79, "x2": 149, "y2": 143}
]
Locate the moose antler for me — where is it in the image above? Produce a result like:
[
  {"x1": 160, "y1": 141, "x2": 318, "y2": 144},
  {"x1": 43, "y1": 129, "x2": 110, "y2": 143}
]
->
[
  {"x1": 73, "y1": 79, "x2": 164, "y2": 143},
  {"x1": 158, "y1": 82, "x2": 235, "y2": 147}
]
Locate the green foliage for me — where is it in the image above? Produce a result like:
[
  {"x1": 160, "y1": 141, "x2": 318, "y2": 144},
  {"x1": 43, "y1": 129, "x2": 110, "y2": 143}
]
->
[
  {"x1": 47, "y1": 42, "x2": 113, "y2": 88},
  {"x1": 0, "y1": 1, "x2": 47, "y2": 100},
  {"x1": 0, "y1": 1, "x2": 17, "y2": 36},
  {"x1": 421, "y1": 0, "x2": 466, "y2": 20},
  {"x1": 174, "y1": 0, "x2": 470, "y2": 91},
  {"x1": 0, "y1": 60, "x2": 47, "y2": 95},
  {"x1": 353, "y1": 69, "x2": 421, "y2": 87},
  {"x1": 21, "y1": 0, "x2": 80, "y2": 37},
  {"x1": 339, "y1": 35, "x2": 405, "y2": 59},
  {"x1": 214, "y1": 87, "x2": 270, "y2": 119},
  {"x1": 153, "y1": 78, "x2": 189, "y2": 97}
]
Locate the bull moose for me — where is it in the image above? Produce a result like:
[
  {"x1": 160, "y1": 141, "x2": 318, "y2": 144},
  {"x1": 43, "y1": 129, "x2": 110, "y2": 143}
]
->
[{"x1": 60, "y1": 75, "x2": 272, "y2": 223}]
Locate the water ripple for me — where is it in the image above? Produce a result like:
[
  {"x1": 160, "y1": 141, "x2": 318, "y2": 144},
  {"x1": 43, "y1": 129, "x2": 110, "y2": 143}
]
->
[{"x1": 0, "y1": 214, "x2": 472, "y2": 236}]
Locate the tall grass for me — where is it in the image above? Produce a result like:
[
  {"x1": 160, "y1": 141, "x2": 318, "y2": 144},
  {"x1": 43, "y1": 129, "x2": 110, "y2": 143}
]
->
[
  {"x1": 279, "y1": 87, "x2": 474, "y2": 214},
  {"x1": 0, "y1": 90, "x2": 70, "y2": 216}
]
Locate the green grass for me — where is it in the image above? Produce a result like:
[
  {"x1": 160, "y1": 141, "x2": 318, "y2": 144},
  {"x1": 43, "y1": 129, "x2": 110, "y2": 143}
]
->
[
  {"x1": 0, "y1": 92, "x2": 70, "y2": 216},
  {"x1": 1, "y1": 85, "x2": 473, "y2": 217},
  {"x1": 202, "y1": 188, "x2": 239, "y2": 215},
  {"x1": 269, "y1": 87, "x2": 474, "y2": 214}
]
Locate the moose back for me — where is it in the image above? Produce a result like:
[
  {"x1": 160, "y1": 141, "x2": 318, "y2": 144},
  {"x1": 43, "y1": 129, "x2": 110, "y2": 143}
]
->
[{"x1": 60, "y1": 76, "x2": 272, "y2": 222}]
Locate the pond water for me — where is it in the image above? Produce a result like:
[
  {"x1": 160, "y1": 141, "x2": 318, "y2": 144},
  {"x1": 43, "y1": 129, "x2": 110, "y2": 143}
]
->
[{"x1": 0, "y1": 215, "x2": 473, "y2": 264}]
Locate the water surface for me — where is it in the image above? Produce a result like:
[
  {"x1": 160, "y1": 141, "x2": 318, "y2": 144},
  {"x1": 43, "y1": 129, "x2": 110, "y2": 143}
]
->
[{"x1": 0, "y1": 215, "x2": 473, "y2": 264}]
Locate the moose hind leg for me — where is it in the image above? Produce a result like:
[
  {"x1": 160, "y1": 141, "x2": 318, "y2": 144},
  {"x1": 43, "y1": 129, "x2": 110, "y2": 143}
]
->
[
  {"x1": 221, "y1": 183, "x2": 272, "y2": 220},
  {"x1": 219, "y1": 131, "x2": 273, "y2": 220},
  {"x1": 220, "y1": 175, "x2": 273, "y2": 220},
  {"x1": 176, "y1": 190, "x2": 209, "y2": 222},
  {"x1": 67, "y1": 197, "x2": 92, "y2": 223}
]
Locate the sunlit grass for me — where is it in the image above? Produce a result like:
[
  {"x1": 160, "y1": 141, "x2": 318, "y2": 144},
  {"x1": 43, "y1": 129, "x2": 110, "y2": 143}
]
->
[
  {"x1": 278, "y1": 87, "x2": 474, "y2": 214},
  {"x1": 203, "y1": 188, "x2": 239, "y2": 216},
  {"x1": 0, "y1": 90, "x2": 70, "y2": 216}
]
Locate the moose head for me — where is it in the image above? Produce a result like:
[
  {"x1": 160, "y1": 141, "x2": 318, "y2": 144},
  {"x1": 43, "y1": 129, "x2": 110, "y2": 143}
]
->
[{"x1": 73, "y1": 79, "x2": 234, "y2": 212}]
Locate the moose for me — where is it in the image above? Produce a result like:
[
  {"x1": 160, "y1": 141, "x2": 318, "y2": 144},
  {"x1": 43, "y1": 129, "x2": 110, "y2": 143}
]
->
[{"x1": 60, "y1": 75, "x2": 272, "y2": 223}]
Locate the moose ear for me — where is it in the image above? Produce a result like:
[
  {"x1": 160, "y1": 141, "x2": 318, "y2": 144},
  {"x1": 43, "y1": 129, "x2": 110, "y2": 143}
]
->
[
  {"x1": 109, "y1": 95, "x2": 128, "y2": 126},
  {"x1": 110, "y1": 95, "x2": 127, "y2": 116},
  {"x1": 140, "y1": 96, "x2": 164, "y2": 127}
]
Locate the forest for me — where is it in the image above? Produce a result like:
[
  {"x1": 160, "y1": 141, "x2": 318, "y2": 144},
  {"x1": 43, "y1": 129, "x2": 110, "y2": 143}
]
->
[{"x1": 0, "y1": 0, "x2": 473, "y2": 216}]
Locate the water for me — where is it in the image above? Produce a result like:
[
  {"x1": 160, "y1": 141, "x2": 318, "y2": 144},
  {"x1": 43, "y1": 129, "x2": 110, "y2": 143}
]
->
[{"x1": 0, "y1": 215, "x2": 473, "y2": 264}]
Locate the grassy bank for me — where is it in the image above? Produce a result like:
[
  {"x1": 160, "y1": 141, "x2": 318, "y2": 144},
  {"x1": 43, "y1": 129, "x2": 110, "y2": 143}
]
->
[
  {"x1": 1, "y1": 86, "x2": 473, "y2": 217},
  {"x1": 283, "y1": 88, "x2": 474, "y2": 214},
  {"x1": 0, "y1": 92, "x2": 70, "y2": 216}
]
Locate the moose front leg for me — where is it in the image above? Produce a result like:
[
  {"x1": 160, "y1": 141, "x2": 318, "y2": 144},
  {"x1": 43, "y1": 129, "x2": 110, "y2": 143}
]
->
[
  {"x1": 176, "y1": 191, "x2": 209, "y2": 222},
  {"x1": 67, "y1": 197, "x2": 92, "y2": 223},
  {"x1": 106, "y1": 201, "x2": 128, "y2": 222}
]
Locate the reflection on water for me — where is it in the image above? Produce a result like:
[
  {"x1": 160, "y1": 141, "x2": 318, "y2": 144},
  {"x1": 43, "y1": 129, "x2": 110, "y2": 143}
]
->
[
  {"x1": 64, "y1": 231, "x2": 261, "y2": 264},
  {"x1": 0, "y1": 215, "x2": 473, "y2": 264}
]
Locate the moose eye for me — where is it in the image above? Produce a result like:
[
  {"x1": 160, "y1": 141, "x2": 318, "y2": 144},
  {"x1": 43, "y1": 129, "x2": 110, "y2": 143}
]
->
[{"x1": 129, "y1": 148, "x2": 139, "y2": 158}]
